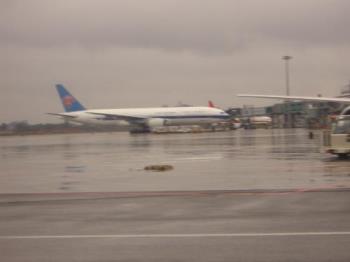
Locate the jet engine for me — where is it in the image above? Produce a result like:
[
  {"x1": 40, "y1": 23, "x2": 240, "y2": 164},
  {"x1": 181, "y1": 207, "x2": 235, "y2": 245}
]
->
[
  {"x1": 146, "y1": 118, "x2": 167, "y2": 127},
  {"x1": 341, "y1": 105, "x2": 350, "y2": 115}
]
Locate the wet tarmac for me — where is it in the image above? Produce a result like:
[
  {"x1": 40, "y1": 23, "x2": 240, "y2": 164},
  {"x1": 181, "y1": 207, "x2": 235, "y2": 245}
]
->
[
  {"x1": 1, "y1": 129, "x2": 350, "y2": 261},
  {"x1": 1, "y1": 189, "x2": 350, "y2": 262},
  {"x1": 0, "y1": 129, "x2": 349, "y2": 193}
]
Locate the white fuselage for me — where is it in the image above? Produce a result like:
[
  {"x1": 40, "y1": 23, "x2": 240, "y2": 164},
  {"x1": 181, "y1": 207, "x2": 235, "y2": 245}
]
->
[{"x1": 61, "y1": 106, "x2": 229, "y2": 127}]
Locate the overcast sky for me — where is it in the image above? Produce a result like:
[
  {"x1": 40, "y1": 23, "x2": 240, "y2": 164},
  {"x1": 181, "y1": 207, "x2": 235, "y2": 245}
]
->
[{"x1": 1, "y1": 0, "x2": 350, "y2": 123}]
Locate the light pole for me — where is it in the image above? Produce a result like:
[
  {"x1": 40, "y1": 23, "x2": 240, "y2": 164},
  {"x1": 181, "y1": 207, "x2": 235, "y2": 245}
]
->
[
  {"x1": 282, "y1": 55, "x2": 292, "y2": 96},
  {"x1": 282, "y1": 55, "x2": 292, "y2": 128}
]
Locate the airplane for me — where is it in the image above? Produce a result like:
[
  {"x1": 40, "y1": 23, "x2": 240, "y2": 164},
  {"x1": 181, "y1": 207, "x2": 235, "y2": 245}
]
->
[
  {"x1": 49, "y1": 84, "x2": 230, "y2": 133},
  {"x1": 237, "y1": 93, "x2": 350, "y2": 119},
  {"x1": 237, "y1": 93, "x2": 350, "y2": 157},
  {"x1": 237, "y1": 93, "x2": 350, "y2": 115},
  {"x1": 237, "y1": 94, "x2": 350, "y2": 105}
]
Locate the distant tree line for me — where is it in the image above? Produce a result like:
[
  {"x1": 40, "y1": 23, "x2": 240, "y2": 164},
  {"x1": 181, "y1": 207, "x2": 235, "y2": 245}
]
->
[{"x1": 0, "y1": 121, "x2": 127, "y2": 135}]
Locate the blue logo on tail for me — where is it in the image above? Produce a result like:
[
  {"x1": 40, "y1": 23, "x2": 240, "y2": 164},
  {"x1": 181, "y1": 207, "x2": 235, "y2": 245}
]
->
[{"x1": 56, "y1": 84, "x2": 86, "y2": 112}]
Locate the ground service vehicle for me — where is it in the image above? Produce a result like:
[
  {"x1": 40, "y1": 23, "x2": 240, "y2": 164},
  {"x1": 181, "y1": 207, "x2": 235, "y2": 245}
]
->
[{"x1": 322, "y1": 106, "x2": 350, "y2": 158}]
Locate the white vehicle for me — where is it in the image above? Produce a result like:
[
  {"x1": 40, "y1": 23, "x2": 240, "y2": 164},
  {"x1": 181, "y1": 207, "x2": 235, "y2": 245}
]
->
[
  {"x1": 237, "y1": 93, "x2": 350, "y2": 157},
  {"x1": 323, "y1": 110, "x2": 350, "y2": 158},
  {"x1": 247, "y1": 116, "x2": 272, "y2": 129},
  {"x1": 49, "y1": 84, "x2": 230, "y2": 133}
]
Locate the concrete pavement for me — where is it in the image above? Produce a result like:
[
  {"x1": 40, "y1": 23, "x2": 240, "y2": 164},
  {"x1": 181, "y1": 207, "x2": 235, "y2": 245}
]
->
[{"x1": 1, "y1": 189, "x2": 350, "y2": 261}]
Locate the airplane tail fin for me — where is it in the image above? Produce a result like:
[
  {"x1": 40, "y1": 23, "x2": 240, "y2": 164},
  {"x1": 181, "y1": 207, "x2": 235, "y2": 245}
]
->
[
  {"x1": 55, "y1": 84, "x2": 86, "y2": 112},
  {"x1": 208, "y1": 100, "x2": 215, "y2": 108}
]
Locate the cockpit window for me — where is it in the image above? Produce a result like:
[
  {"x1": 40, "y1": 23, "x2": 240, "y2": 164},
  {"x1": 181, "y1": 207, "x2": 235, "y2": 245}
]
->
[{"x1": 333, "y1": 119, "x2": 350, "y2": 134}]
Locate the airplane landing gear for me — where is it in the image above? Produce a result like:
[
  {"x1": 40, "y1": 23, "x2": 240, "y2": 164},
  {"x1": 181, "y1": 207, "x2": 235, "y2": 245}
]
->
[{"x1": 129, "y1": 125, "x2": 151, "y2": 134}]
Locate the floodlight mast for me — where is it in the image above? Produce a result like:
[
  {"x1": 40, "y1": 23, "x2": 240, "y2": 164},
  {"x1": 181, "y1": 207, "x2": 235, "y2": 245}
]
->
[{"x1": 282, "y1": 55, "x2": 292, "y2": 96}]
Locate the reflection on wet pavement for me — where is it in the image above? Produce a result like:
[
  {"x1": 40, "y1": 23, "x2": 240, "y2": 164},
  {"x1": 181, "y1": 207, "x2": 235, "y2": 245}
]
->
[{"x1": 0, "y1": 129, "x2": 349, "y2": 193}]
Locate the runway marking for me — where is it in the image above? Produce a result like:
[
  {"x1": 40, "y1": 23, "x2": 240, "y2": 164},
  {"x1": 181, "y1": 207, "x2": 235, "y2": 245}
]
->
[
  {"x1": 1, "y1": 186, "x2": 349, "y2": 201},
  {"x1": 1, "y1": 232, "x2": 350, "y2": 239}
]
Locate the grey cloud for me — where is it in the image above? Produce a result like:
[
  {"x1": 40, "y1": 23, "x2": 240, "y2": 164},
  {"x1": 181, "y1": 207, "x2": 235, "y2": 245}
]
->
[
  {"x1": 1, "y1": 0, "x2": 350, "y2": 54},
  {"x1": 1, "y1": 0, "x2": 350, "y2": 123},
  {"x1": 254, "y1": 1, "x2": 350, "y2": 46}
]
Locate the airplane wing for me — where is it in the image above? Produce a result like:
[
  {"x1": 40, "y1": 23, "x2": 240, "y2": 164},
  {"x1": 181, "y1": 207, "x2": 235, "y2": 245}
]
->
[
  {"x1": 87, "y1": 112, "x2": 147, "y2": 123},
  {"x1": 47, "y1": 113, "x2": 78, "y2": 118},
  {"x1": 237, "y1": 94, "x2": 350, "y2": 104}
]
